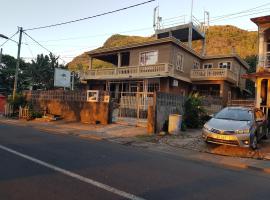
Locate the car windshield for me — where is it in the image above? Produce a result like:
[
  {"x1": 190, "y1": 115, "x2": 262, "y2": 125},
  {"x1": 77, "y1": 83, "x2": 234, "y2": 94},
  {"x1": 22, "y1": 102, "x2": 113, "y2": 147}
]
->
[{"x1": 214, "y1": 108, "x2": 252, "y2": 121}]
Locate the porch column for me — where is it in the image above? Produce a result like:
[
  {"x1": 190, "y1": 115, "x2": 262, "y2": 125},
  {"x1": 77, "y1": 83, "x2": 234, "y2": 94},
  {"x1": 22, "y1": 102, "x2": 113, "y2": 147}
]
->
[
  {"x1": 117, "y1": 52, "x2": 122, "y2": 67},
  {"x1": 256, "y1": 78, "x2": 262, "y2": 108},
  {"x1": 219, "y1": 83, "x2": 224, "y2": 98},
  {"x1": 89, "y1": 57, "x2": 93, "y2": 70},
  {"x1": 258, "y1": 30, "x2": 265, "y2": 70}
]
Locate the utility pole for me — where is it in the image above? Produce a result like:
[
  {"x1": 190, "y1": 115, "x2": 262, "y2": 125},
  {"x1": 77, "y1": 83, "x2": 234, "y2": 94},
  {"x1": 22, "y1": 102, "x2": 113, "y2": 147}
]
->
[
  {"x1": 13, "y1": 27, "x2": 23, "y2": 100},
  {"x1": 188, "y1": 0, "x2": 194, "y2": 48}
]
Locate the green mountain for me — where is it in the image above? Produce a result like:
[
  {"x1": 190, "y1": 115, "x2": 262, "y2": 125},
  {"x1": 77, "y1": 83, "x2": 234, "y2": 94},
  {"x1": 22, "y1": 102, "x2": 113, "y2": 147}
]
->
[{"x1": 68, "y1": 26, "x2": 257, "y2": 70}]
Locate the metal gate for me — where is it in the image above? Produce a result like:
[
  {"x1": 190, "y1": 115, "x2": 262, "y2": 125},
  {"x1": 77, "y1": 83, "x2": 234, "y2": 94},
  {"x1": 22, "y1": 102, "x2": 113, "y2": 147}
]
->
[{"x1": 115, "y1": 92, "x2": 154, "y2": 127}]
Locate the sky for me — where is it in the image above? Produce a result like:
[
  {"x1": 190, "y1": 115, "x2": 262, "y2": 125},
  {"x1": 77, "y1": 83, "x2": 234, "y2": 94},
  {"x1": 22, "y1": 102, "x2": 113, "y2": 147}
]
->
[{"x1": 0, "y1": 0, "x2": 269, "y2": 64}]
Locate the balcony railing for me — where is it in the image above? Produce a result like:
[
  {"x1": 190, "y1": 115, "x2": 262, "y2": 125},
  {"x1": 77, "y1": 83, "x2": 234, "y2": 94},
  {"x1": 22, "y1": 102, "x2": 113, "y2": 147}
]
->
[
  {"x1": 80, "y1": 63, "x2": 172, "y2": 80},
  {"x1": 190, "y1": 68, "x2": 238, "y2": 83}
]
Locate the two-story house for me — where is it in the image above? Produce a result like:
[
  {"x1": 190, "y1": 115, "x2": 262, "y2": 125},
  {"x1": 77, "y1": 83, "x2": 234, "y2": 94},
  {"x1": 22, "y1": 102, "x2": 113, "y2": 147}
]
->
[
  {"x1": 243, "y1": 15, "x2": 270, "y2": 112},
  {"x1": 80, "y1": 36, "x2": 249, "y2": 104}
]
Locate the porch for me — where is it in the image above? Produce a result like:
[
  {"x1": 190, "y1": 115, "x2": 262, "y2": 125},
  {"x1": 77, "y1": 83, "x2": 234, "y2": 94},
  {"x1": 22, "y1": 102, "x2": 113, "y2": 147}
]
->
[{"x1": 190, "y1": 68, "x2": 238, "y2": 84}]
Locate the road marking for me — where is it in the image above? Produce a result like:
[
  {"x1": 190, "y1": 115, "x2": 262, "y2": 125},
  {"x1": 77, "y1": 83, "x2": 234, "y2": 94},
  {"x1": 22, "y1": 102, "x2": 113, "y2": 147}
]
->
[{"x1": 0, "y1": 144, "x2": 146, "y2": 200}]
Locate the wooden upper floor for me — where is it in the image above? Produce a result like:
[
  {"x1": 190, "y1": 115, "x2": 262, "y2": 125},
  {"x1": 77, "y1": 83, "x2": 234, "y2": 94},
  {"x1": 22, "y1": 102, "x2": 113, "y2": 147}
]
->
[{"x1": 80, "y1": 37, "x2": 249, "y2": 89}]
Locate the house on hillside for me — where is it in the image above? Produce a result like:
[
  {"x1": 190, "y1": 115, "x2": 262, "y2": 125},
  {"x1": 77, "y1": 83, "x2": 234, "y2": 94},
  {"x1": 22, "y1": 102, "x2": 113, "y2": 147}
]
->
[
  {"x1": 79, "y1": 12, "x2": 251, "y2": 107},
  {"x1": 80, "y1": 37, "x2": 249, "y2": 104}
]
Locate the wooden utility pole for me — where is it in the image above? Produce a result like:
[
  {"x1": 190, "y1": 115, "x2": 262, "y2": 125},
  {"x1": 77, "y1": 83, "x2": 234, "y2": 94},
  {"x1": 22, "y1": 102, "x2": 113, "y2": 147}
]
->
[
  {"x1": 13, "y1": 27, "x2": 23, "y2": 100},
  {"x1": 0, "y1": 48, "x2": 2, "y2": 63}
]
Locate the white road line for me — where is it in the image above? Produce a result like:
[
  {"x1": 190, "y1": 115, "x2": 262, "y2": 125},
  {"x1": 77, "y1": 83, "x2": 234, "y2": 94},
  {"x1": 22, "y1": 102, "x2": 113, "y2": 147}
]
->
[{"x1": 0, "y1": 144, "x2": 146, "y2": 200}]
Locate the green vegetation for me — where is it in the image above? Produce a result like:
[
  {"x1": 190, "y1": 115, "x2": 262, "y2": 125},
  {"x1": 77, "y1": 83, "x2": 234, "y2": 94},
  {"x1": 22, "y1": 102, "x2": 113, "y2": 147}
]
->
[
  {"x1": 183, "y1": 93, "x2": 206, "y2": 129},
  {"x1": 244, "y1": 55, "x2": 257, "y2": 96},
  {"x1": 68, "y1": 26, "x2": 257, "y2": 71}
]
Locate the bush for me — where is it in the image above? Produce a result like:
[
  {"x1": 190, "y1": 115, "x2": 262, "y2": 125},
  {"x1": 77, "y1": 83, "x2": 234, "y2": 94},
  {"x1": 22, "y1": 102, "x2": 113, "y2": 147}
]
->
[
  {"x1": 183, "y1": 93, "x2": 206, "y2": 128},
  {"x1": 7, "y1": 93, "x2": 27, "y2": 111}
]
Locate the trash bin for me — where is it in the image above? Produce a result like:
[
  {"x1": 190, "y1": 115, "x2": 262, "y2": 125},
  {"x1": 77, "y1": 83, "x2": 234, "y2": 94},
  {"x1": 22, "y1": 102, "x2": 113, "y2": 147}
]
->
[{"x1": 168, "y1": 114, "x2": 182, "y2": 135}]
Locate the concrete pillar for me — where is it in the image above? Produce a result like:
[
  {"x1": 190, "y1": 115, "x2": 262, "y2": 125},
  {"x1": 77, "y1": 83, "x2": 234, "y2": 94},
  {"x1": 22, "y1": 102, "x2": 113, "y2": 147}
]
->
[
  {"x1": 89, "y1": 57, "x2": 93, "y2": 70},
  {"x1": 188, "y1": 23, "x2": 193, "y2": 49},
  {"x1": 201, "y1": 38, "x2": 206, "y2": 56},
  {"x1": 256, "y1": 78, "x2": 262, "y2": 108},
  {"x1": 258, "y1": 31, "x2": 265, "y2": 70},
  {"x1": 220, "y1": 83, "x2": 224, "y2": 98},
  {"x1": 117, "y1": 52, "x2": 121, "y2": 67}
]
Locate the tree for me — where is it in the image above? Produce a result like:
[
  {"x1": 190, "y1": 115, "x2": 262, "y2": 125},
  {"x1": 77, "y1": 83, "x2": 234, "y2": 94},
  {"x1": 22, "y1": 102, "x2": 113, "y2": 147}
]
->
[
  {"x1": 27, "y1": 53, "x2": 66, "y2": 90},
  {"x1": 244, "y1": 55, "x2": 257, "y2": 97},
  {"x1": 0, "y1": 54, "x2": 29, "y2": 95}
]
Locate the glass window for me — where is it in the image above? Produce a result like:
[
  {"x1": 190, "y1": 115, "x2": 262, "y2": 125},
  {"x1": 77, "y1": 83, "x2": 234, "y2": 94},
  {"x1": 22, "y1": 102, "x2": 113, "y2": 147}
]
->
[
  {"x1": 219, "y1": 62, "x2": 231, "y2": 69},
  {"x1": 175, "y1": 53, "x2": 184, "y2": 71},
  {"x1": 140, "y1": 51, "x2": 158, "y2": 66},
  {"x1": 193, "y1": 60, "x2": 200, "y2": 69},
  {"x1": 203, "y1": 63, "x2": 213, "y2": 69}
]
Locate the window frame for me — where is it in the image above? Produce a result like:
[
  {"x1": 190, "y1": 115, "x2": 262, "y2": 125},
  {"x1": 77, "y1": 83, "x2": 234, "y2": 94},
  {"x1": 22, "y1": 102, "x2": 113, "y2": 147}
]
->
[
  {"x1": 193, "y1": 60, "x2": 201, "y2": 69},
  {"x1": 218, "y1": 61, "x2": 232, "y2": 70},
  {"x1": 139, "y1": 50, "x2": 158, "y2": 66},
  {"x1": 175, "y1": 52, "x2": 184, "y2": 72},
  {"x1": 203, "y1": 63, "x2": 213, "y2": 69}
]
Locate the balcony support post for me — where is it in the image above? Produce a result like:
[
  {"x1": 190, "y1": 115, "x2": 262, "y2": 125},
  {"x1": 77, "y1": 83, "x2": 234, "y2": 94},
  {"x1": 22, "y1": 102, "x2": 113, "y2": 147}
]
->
[{"x1": 117, "y1": 52, "x2": 122, "y2": 68}]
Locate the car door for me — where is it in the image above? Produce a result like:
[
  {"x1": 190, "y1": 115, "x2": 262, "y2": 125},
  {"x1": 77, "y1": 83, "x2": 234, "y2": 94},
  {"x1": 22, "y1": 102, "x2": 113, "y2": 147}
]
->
[{"x1": 254, "y1": 110, "x2": 266, "y2": 139}]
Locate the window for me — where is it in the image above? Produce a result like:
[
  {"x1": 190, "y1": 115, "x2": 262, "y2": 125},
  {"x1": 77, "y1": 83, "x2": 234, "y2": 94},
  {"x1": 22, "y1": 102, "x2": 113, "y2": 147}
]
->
[
  {"x1": 193, "y1": 60, "x2": 200, "y2": 69},
  {"x1": 219, "y1": 61, "x2": 231, "y2": 70},
  {"x1": 203, "y1": 63, "x2": 213, "y2": 69},
  {"x1": 175, "y1": 53, "x2": 184, "y2": 71},
  {"x1": 139, "y1": 51, "x2": 158, "y2": 66}
]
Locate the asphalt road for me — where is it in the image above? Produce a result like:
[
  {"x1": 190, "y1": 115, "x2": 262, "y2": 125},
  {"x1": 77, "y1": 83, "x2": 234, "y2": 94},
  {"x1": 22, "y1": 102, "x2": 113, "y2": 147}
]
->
[{"x1": 1, "y1": 123, "x2": 270, "y2": 200}]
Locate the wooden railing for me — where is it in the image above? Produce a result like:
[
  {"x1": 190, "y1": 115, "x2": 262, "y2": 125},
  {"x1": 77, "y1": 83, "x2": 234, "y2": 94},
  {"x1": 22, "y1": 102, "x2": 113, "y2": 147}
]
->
[
  {"x1": 80, "y1": 63, "x2": 171, "y2": 80},
  {"x1": 190, "y1": 68, "x2": 238, "y2": 83}
]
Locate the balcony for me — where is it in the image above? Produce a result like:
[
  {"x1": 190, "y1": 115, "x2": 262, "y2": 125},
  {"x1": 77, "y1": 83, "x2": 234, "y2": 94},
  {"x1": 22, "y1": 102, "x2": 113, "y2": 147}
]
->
[
  {"x1": 80, "y1": 63, "x2": 173, "y2": 80},
  {"x1": 190, "y1": 68, "x2": 238, "y2": 83}
]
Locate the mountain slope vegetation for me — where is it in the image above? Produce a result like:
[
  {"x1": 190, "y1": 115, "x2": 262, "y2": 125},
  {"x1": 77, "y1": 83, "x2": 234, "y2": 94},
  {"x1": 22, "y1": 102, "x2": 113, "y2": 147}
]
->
[{"x1": 68, "y1": 25, "x2": 257, "y2": 70}]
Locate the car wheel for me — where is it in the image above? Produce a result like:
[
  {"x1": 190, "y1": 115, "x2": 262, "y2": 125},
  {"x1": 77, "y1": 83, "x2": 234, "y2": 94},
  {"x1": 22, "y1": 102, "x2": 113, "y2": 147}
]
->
[{"x1": 251, "y1": 135, "x2": 258, "y2": 150}]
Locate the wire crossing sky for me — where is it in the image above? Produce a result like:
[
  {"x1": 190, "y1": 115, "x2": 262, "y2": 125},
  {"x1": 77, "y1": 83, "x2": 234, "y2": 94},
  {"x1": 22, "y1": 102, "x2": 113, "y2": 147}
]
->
[{"x1": 0, "y1": 0, "x2": 268, "y2": 64}]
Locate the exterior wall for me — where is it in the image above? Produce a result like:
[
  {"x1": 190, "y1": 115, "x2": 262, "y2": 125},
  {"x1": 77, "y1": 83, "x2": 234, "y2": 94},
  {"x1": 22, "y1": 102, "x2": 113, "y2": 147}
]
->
[
  {"x1": 160, "y1": 77, "x2": 190, "y2": 96},
  {"x1": 88, "y1": 80, "x2": 106, "y2": 90},
  {"x1": 31, "y1": 100, "x2": 111, "y2": 125},
  {"x1": 171, "y1": 44, "x2": 201, "y2": 80},
  {"x1": 129, "y1": 43, "x2": 172, "y2": 66},
  {"x1": 202, "y1": 57, "x2": 247, "y2": 89}
]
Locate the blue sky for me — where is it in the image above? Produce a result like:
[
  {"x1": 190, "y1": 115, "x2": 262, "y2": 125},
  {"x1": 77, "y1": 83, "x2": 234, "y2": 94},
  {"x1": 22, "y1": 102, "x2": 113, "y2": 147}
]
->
[{"x1": 0, "y1": 0, "x2": 269, "y2": 64}]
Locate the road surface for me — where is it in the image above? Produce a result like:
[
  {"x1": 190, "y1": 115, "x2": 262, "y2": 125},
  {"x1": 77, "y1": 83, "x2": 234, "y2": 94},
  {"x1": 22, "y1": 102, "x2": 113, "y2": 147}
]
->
[{"x1": 0, "y1": 123, "x2": 270, "y2": 200}]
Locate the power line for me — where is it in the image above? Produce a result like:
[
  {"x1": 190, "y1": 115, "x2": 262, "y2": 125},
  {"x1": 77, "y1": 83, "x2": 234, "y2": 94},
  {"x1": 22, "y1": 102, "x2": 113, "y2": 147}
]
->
[
  {"x1": 0, "y1": 31, "x2": 19, "y2": 47},
  {"x1": 25, "y1": 0, "x2": 155, "y2": 31},
  {"x1": 28, "y1": 27, "x2": 153, "y2": 43},
  {"x1": 210, "y1": 8, "x2": 270, "y2": 23},
  {"x1": 210, "y1": 2, "x2": 270, "y2": 21},
  {"x1": 23, "y1": 31, "x2": 66, "y2": 64}
]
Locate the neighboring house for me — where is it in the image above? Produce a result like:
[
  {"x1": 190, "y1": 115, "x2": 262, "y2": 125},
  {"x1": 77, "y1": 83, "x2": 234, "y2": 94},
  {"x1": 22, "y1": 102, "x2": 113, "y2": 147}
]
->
[
  {"x1": 80, "y1": 36, "x2": 249, "y2": 104},
  {"x1": 243, "y1": 15, "x2": 270, "y2": 110}
]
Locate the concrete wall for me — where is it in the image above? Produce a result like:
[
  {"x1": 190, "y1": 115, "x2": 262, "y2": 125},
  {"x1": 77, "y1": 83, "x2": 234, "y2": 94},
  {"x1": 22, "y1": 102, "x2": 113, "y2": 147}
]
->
[
  {"x1": 31, "y1": 100, "x2": 111, "y2": 125},
  {"x1": 154, "y1": 92, "x2": 185, "y2": 133}
]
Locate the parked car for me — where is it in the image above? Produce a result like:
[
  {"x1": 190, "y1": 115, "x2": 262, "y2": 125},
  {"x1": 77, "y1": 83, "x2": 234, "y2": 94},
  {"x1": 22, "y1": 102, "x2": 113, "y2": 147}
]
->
[{"x1": 202, "y1": 107, "x2": 268, "y2": 149}]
